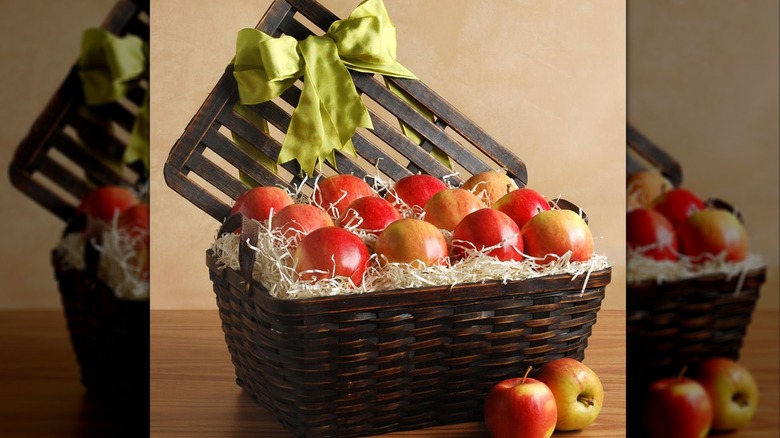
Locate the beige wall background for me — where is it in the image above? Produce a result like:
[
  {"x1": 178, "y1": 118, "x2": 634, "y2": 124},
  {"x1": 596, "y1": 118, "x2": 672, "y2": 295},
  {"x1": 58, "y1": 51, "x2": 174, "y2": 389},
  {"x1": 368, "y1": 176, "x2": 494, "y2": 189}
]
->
[
  {"x1": 0, "y1": 0, "x2": 116, "y2": 309},
  {"x1": 151, "y1": 0, "x2": 626, "y2": 309},
  {"x1": 629, "y1": 0, "x2": 779, "y2": 308}
]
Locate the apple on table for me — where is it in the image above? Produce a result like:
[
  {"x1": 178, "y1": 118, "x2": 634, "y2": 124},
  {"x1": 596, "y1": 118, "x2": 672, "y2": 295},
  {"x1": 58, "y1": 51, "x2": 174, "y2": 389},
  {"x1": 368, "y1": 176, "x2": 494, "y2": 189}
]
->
[
  {"x1": 534, "y1": 358, "x2": 604, "y2": 431},
  {"x1": 694, "y1": 357, "x2": 759, "y2": 432},
  {"x1": 644, "y1": 373, "x2": 713, "y2": 438},
  {"x1": 484, "y1": 366, "x2": 557, "y2": 438}
]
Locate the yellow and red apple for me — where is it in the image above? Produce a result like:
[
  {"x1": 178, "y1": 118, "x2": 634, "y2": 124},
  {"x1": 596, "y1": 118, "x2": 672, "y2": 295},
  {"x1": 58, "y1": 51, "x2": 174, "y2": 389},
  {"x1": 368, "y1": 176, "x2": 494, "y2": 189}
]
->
[{"x1": 534, "y1": 358, "x2": 604, "y2": 431}]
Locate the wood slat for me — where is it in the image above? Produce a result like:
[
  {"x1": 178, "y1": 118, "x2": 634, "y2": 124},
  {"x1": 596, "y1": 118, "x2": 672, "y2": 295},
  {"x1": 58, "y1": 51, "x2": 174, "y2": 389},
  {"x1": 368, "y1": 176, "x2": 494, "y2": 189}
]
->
[
  {"x1": 201, "y1": 128, "x2": 290, "y2": 189},
  {"x1": 186, "y1": 153, "x2": 247, "y2": 202},
  {"x1": 50, "y1": 132, "x2": 128, "y2": 187},
  {"x1": 7, "y1": 167, "x2": 75, "y2": 221},
  {"x1": 163, "y1": 164, "x2": 231, "y2": 221},
  {"x1": 36, "y1": 156, "x2": 91, "y2": 201},
  {"x1": 626, "y1": 123, "x2": 683, "y2": 186}
]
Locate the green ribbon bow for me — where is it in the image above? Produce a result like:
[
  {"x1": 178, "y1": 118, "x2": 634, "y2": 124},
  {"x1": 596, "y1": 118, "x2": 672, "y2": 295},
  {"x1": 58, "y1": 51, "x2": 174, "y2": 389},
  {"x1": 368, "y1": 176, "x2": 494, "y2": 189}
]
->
[
  {"x1": 233, "y1": 0, "x2": 440, "y2": 177},
  {"x1": 78, "y1": 28, "x2": 149, "y2": 176}
]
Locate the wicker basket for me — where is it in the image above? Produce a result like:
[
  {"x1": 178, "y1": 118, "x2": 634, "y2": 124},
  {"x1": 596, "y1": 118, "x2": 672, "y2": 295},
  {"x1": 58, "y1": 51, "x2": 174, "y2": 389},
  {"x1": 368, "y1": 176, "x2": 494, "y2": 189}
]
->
[
  {"x1": 8, "y1": 0, "x2": 149, "y2": 403},
  {"x1": 165, "y1": 1, "x2": 611, "y2": 436}
]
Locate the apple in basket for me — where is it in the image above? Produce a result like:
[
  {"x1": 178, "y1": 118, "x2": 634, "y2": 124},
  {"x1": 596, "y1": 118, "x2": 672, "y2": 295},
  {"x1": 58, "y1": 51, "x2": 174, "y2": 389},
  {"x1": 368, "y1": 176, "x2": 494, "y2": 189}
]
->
[
  {"x1": 423, "y1": 188, "x2": 484, "y2": 231},
  {"x1": 644, "y1": 374, "x2": 713, "y2": 438},
  {"x1": 521, "y1": 209, "x2": 594, "y2": 264},
  {"x1": 627, "y1": 169, "x2": 673, "y2": 210},
  {"x1": 626, "y1": 208, "x2": 679, "y2": 261},
  {"x1": 386, "y1": 174, "x2": 448, "y2": 210},
  {"x1": 652, "y1": 188, "x2": 705, "y2": 229},
  {"x1": 338, "y1": 196, "x2": 401, "y2": 236},
  {"x1": 694, "y1": 357, "x2": 759, "y2": 432},
  {"x1": 678, "y1": 209, "x2": 749, "y2": 262},
  {"x1": 293, "y1": 226, "x2": 370, "y2": 286},
  {"x1": 230, "y1": 186, "x2": 293, "y2": 224},
  {"x1": 77, "y1": 186, "x2": 138, "y2": 238},
  {"x1": 484, "y1": 367, "x2": 558, "y2": 438},
  {"x1": 492, "y1": 187, "x2": 551, "y2": 230},
  {"x1": 461, "y1": 170, "x2": 518, "y2": 205},
  {"x1": 118, "y1": 203, "x2": 150, "y2": 280},
  {"x1": 313, "y1": 174, "x2": 375, "y2": 218},
  {"x1": 452, "y1": 208, "x2": 523, "y2": 262},
  {"x1": 374, "y1": 219, "x2": 448, "y2": 268},
  {"x1": 271, "y1": 203, "x2": 334, "y2": 244},
  {"x1": 534, "y1": 358, "x2": 604, "y2": 431}
]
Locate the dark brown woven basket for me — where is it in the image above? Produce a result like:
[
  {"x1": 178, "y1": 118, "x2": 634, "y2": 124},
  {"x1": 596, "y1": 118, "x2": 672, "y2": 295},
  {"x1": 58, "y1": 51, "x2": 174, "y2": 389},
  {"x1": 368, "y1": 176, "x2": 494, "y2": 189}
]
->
[
  {"x1": 165, "y1": 1, "x2": 611, "y2": 436},
  {"x1": 8, "y1": 0, "x2": 150, "y2": 402}
]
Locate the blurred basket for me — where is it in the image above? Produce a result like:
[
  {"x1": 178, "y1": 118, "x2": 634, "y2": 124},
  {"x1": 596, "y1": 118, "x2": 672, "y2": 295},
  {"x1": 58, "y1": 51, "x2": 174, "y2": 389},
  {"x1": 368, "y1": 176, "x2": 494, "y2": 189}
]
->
[
  {"x1": 626, "y1": 123, "x2": 765, "y2": 383},
  {"x1": 8, "y1": 0, "x2": 149, "y2": 403},
  {"x1": 165, "y1": 1, "x2": 611, "y2": 436}
]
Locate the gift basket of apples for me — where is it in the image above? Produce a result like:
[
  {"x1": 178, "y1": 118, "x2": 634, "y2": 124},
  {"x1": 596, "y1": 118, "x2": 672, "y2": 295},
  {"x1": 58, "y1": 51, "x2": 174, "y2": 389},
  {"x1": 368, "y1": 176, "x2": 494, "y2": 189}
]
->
[
  {"x1": 626, "y1": 124, "x2": 765, "y2": 435},
  {"x1": 164, "y1": 1, "x2": 611, "y2": 436},
  {"x1": 8, "y1": 0, "x2": 149, "y2": 401}
]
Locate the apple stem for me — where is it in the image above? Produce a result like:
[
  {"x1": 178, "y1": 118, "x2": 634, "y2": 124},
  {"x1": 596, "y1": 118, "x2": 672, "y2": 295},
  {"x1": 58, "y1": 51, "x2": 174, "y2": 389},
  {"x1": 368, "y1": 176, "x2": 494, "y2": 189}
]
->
[
  {"x1": 521, "y1": 366, "x2": 532, "y2": 385},
  {"x1": 578, "y1": 395, "x2": 595, "y2": 407},
  {"x1": 677, "y1": 365, "x2": 688, "y2": 379}
]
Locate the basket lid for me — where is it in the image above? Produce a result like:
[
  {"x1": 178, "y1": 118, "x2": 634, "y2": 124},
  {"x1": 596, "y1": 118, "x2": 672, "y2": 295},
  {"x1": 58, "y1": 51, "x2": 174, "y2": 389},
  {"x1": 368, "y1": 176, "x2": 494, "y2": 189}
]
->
[
  {"x1": 626, "y1": 123, "x2": 683, "y2": 187},
  {"x1": 164, "y1": 0, "x2": 529, "y2": 223},
  {"x1": 8, "y1": 0, "x2": 149, "y2": 222}
]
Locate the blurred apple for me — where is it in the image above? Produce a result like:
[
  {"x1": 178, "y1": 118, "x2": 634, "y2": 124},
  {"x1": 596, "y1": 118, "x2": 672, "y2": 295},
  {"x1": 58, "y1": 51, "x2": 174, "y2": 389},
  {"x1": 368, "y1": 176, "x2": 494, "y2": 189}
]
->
[
  {"x1": 492, "y1": 187, "x2": 550, "y2": 230},
  {"x1": 374, "y1": 219, "x2": 448, "y2": 268},
  {"x1": 534, "y1": 358, "x2": 604, "y2": 431},
  {"x1": 452, "y1": 208, "x2": 523, "y2": 262},
  {"x1": 652, "y1": 188, "x2": 704, "y2": 229},
  {"x1": 423, "y1": 188, "x2": 484, "y2": 231},
  {"x1": 627, "y1": 208, "x2": 679, "y2": 261},
  {"x1": 230, "y1": 186, "x2": 293, "y2": 223},
  {"x1": 77, "y1": 186, "x2": 138, "y2": 238},
  {"x1": 313, "y1": 174, "x2": 375, "y2": 218},
  {"x1": 678, "y1": 209, "x2": 748, "y2": 262},
  {"x1": 644, "y1": 375, "x2": 712, "y2": 438},
  {"x1": 694, "y1": 358, "x2": 759, "y2": 431},
  {"x1": 338, "y1": 197, "x2": 401, "y2": 236},
  {"x1": 484, "y1": 367, "x2": 557, "y2": 438},
  {"x1": 461, "y1": 170, "x2": 519, "y2": 205},
  {"x1": 293, "y1": 226, "x2": 369, "y2": 286},
  {"x1": 521, "y1": 209, "x2": 594, "y2": 264},
  {"x1": 627, "y1": 170, "x2": 673, "y2": 210},
  {"x1": 386, "y1": 174, "x2": 447, "y2": 210},
  {"x1": 271, "y1": 204, "x2": 334, "y2": 244}
]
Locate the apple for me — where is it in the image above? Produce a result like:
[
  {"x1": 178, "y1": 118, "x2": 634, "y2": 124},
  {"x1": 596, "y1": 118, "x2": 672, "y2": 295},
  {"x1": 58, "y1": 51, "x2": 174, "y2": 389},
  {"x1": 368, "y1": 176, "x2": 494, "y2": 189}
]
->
[
  {"x1": 338, "y1": 196, "x2": 401, "y2": 236},
  {"x1": 77, "y1": 186, "x2": 138, "y2": 238},
  {"x1": 461, "y1": 170, "x2": 519, "y2": 205},
  {"x1": 644, "y1": 375, "x2": 712, "y2": 438},
  {"x1": 627, "y1": 170, "x2": 673, "y2": 210},
  {"x1": 521, "y1": 209, "x2": 594, "y2": 264},
  {"x1": 492, "y1": 187, "x2": 551, "y2": 230},
  {"x1": 423, "y1": 188, "x2": 484, "y2": 231},
  {"x1": 694, "y1": 358, "x2": 759, "y2": 431},
  {"x1": 293, "y1": 226, "x2": 370, "y2": 286},
  {"x1": 484, "y1": 366, "x2": 558, "y2": 438},
  {"x1": 230, "y1": 186, "x2": 293, "y2": 223},
  {"x1": 652, "y1": 188, "x2": 705, "y2": 229},
  {"x1": 313, "y1": 174, "x2": 375, "y2": 218},
  {"x1": 271, "y1": 203, "x2": 334, "y2": 244},
  {"x1": 678, "y1": 209, "x2": 748, "y2": 262},
  {"x1": 452, "y1": 208, "x2": 523, "y2": 262},
  {"x1": 374, "y1": 219, "x2": 448, "y2": 268},
  {"x1": 534, "y1": 358, "x2": 604, "y2": 431},
  {"x1": 626, "y1": 208, "x2": 679, "y2": 261},
  {"x1": 118, "y1": 203, "x2": 150, "y2": 281},
  {"x1": 386, "y1": 174, "x2": 447, "y2": 210}
]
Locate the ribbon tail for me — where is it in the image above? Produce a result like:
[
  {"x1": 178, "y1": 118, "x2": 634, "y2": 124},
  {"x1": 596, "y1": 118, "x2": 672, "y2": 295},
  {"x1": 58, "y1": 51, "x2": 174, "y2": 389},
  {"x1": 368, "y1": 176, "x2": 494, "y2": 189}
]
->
[
  {"x1": 232, "y1": 104, "x2": 278, "y2": 186},
  {"x1": 385, "y1": 78, "x2": 452, "y2": 169}
]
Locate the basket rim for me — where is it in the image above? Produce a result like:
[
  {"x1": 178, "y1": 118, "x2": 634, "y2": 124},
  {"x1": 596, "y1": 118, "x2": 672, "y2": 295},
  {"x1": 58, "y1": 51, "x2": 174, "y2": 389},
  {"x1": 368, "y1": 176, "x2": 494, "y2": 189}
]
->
[
  {"x1": 207, "y1": 248, "x2": 611, "y2": 317},
  {"x1": 627, "y1": 265, "x2": 766, "y2": 289},
  {"x1": 51, "y1": 249, "x2": 151, "y2": 305}
]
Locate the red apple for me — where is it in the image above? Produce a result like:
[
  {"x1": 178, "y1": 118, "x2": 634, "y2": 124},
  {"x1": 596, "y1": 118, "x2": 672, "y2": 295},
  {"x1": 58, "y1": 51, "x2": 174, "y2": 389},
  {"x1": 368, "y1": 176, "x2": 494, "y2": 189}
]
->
[
  {"x1": 271, "y1": 204, "x2": 334, "y2": 244},
  {"x1": 521, "y1": 209, "x2": 594, "y2": 264},
  {"x1": 694, "y1": 358, "x2": 759, "y2": 431},
  {"x1": 338, "y1": 196, "x2": 401, "y2": 236},
  {"x1": 452, "y1": 208, "x2": 523, "y2": 261},
  {"x1": 492, "y1": 187, "x2": 551, "y2": 230},
  {"x1": 627, "y1": 208, "x2": 679, "y2": 261},
  {"x1": 230, "y1": 186, "x2": 293, "y2": 223},
  {"x1": 461, "y1": 170, "x2": 519, "y2": 205},
  {"x1": 423, "y1": 188, "x2": 485, "y2": 231},
  {"x1": 644, "y1": 375, "x2": 712, "y2": 438},
  {"x1": 374, "y1": 219, "x2": 448, "y2": 268},
  {"x1": 77, "y1": 186, "x2": 138, "y2": 238},
  {"x1": 313, "y1": 174, "x2": 375, "y2": 218},
  {"x1": 484, "y1": 366, "x2": 558, "y2": 438},
  {"x1": 386, "y1": 174, "x2": 447, "y2": 210},
  {"x1": 293, "y1": 226, "x2": 369, "y2": 286},
  {"x1": 118, "y1": 203, "x2": 150, "y2": 281},
  {"x1": 678, "y1": 209, "x2": 748, "y2": 262},
  {"x1": 652, "y1": 188, "x2": 705, "y2": 229},
  {"x1": 534, "y1": 358, "x2": 604, "y2": 431},
  {"x1": 627, "y1": 170, "x2": 673, "y2": 210}
]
